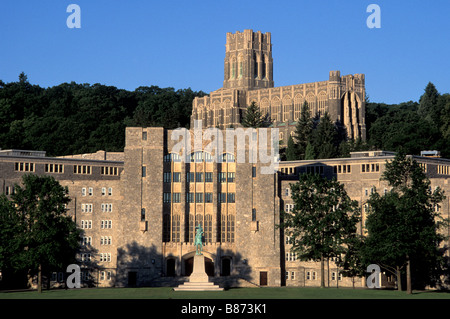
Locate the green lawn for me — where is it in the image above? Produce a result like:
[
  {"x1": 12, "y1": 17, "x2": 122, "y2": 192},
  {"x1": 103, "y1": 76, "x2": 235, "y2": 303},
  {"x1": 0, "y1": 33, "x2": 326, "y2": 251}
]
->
[{"x1": 1, "y1": 287, "x2": 450, "y2": 299}]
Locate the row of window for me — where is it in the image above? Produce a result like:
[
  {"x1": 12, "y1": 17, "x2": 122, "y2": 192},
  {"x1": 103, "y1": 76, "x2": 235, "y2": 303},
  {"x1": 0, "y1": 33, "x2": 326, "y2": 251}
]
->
[
  {"x1": 162, "y1": 172, "x2": 236, "y2": 183},
  {"x1": 80, "y1": 220, "x2": 112, "y2": 229},
  {"x1": 81, "y1": 236, "x2": 113, "y2": 246},
  {"x1": 162, "y1": 214, "x2": 236, "y2": 243},
  {"x1": 162, "y1": 192, "x2": 236, "y2": 203},
  {"x1": 437, "y1": 165, "x2": 450, "y2": 175},
  {"x1": 81, "y1": 187, "x2": 113, "y2": 196},
  {"x1": 81, "y1": 203, "x2": 113, "y2": 213},
  {"x1": 101, "y1": 166, "x2": 120, "y2": 176},
  {"x1": 13, "y1": 162, "x2": 121, "y2": 176},
  {"x1": 361, "y1": 163, "x2": 380, "y2": 173},
  {"x1": 79, "y1": 253, "x2": 112, "y2": 263},
  {"x1": 163, "y1": 152, "x2": 236, "y2": 163}
]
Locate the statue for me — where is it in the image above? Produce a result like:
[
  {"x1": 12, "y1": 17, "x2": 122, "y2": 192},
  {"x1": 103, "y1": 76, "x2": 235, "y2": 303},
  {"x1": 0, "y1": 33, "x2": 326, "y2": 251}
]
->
[{"x1": 194, "y1": 224, "x2": 204, "y2": 255}]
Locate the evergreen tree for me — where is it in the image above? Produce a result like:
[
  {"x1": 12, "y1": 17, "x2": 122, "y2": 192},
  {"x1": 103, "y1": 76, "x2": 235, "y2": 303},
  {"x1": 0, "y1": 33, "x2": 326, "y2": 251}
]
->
[
  {"x1": 418, "y1": 82, "x2": 440, "y2": 123},
  {"x1": 312, "y1": 112, "x2": 339, "y2": 159},
  {"x1": 241, "y1": 101, "x2": 272, "y2": 128},
  {"x1": 293, "y1": 101, "x2": 313, "y2": 159},
  {"x1": 285, "y1": 135, "x2": 297, "y2": 161}
]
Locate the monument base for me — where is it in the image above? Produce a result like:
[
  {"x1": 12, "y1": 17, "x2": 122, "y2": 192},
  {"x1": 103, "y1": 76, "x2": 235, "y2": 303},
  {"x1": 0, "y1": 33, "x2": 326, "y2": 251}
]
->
[{"x1": 173, "y1": 254, "x2": 223, "y2": 291}]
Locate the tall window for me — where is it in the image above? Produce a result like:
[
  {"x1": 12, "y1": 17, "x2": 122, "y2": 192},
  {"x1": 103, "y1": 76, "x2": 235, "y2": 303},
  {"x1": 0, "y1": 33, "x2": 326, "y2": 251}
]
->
[
  {"x1": 221, "y1": 214, "x2": 235, "y2": 243},
  {"x1": 172, "y1": 215, "x2": 180, "y2": 242},
  {"x1": 204, "y1": 215, "x2": 212, "y2": 243}
]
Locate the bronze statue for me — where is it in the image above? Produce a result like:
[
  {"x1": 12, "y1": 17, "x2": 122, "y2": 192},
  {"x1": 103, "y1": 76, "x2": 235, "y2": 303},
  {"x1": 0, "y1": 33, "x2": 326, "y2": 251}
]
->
[{"x1": 194, "y1": 224, "x2": 204, "y2": 255}]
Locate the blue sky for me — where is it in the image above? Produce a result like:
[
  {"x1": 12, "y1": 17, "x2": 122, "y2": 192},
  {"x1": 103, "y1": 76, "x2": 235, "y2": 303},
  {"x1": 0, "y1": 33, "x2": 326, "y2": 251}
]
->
[{"x1": 1, "y1": 0, "x2": 449, "y2": 104}]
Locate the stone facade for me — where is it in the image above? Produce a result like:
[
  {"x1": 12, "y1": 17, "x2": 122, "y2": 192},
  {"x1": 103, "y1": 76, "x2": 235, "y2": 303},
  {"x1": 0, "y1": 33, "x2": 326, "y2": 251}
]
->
[
  {"x1": 191, "y1": 29, "x2": 366, "y2": 142},
  {"x1": 2, "y1": 136, "x2": 450, "y2": 289}
]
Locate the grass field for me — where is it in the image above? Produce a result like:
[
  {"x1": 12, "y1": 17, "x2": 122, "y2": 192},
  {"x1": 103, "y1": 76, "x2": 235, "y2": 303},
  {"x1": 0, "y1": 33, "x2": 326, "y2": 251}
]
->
[{"x1": 1, "y1": 286, "x2": 450, "y2": 299}]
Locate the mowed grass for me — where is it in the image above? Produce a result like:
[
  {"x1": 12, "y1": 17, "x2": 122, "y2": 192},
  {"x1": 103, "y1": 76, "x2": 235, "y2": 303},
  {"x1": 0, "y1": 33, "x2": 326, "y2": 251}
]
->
[{"x1": 2, "y1": 286, "x2": 450, "y2": 299}]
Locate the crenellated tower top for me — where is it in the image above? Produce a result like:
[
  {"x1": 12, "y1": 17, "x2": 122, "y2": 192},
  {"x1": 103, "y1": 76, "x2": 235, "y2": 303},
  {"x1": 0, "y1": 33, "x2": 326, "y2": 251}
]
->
[{"x1": 223, "y1": 29, "x2": 274, "y2": 90}]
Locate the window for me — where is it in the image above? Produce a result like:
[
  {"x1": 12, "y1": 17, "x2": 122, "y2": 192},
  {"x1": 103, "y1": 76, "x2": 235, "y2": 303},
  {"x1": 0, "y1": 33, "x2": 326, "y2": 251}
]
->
[
  {"x1": 101, "y1": 220, "x2": 112, "y2": 229},
  {"x1": 186, "y1": 192, "x2": 195, "y2": 203},
  {"x1": 141, "y1": 208, "x2": 146, "y2": 221},
  {"x1": 163, "y1": 172, "x2": 171, "y2": 183},
  {"x1": 227, "y1": 172, "x2": 235, "y2": 183},
  {"x1": 74, "y1": 165, "x2": 91, "y2": 174},
  {"x1": 172, "y1": 215, "x2": 180, "y2": 242},
  {"x1": 227, "y1": 193, "x2": 235, "y2": 203},
  {"x1": 142, "y1": 166, "x2": 146, "y2": 177},
  {"x1": 142, "y1": 131, "x2": 147, "y2": 140},
  {"x1": 101, "y1": 166, "x2": 119, "y2": 176},
  {"x1": 163, "y1": 193, "x2": 171, "y2": 203},
  {"x1": 80, "y1": 220, "x2": 92, "y2": 229},
  {"x1": 102, "y1": 187, "x2": 106, "y2": 196},
  {"x1": 219, "y1": 193, "x2": 227, "y2": 203},
  {"x1": 100, "y1": 253, "x2": 111, "y2": 262},
  {"x1": 204, "y1": 215, "x2": 212, "y2": 243},
  {"x1": 205, "y1": 193, "x2": 213, "y2": 203},
  {"x1": 45, "y1": 163, "x2": 64, "y2": 173},
  {"x1": 15, "y1": 162, "x2": 35, "y2": 172},
  {"x1": 88, "y1": 187, "x2": 93, "y2": 196},
  {"x1": 252, "y1": 166, "x2": 256, "y2": 178},
  {"x1": 186, "y1": 172, "x2": 195, "y2": 183},
  {"x1": 101, "y1": 203, "x2": 112, "y2": 213},
  {"x1": 82, "y1": 204, "x2": 93, "y2": 213},
  {"x1": 252, "y1": 208, "x2": 256, "y2": 221},
  {"x1": 172, "y1": 193, "x2": 181, "y2": 203},
  {"x1": 219, "y1": 172, "x2": 227, "y2": 183},
  {"x1": 164, "y1": 153, "x2": 181, "y2": 162},
  {"x1": 173, "y1": 172, "x2": 181, "y2": 182},
  {"x1": 196, "y1": 172, "x2": 203, "y2": 183},
  {"x1": 82, "y1": 188, "x2": 86, "y2": 196},
  {"x1": 101, "y1": 236, "x2": 112, "y2": 245},
  {"x1": 195, "y1": 193, "x2": 203, "y2": 203},
  {"x1": 222, "y1": 153, "x2": 235, "y2": 163},
  {"x1": 205, "y1": 172, "x2": 213, "y2": 183},
  {"x1": 108, "y1": 187, "x2": 112, "y2": 196}
]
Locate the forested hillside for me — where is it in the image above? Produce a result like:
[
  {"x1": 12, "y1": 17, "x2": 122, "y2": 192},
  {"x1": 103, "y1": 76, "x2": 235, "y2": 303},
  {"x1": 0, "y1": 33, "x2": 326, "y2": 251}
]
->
[
  {"x1": 0, "y1": 73, "x2": 206, "y2": 156},
  {"x1": 366, "y1": 82, "x2": 450, "y2": 158},
  {"x1": 0, "y1": 73, "x2": 448, "y2": 158}
]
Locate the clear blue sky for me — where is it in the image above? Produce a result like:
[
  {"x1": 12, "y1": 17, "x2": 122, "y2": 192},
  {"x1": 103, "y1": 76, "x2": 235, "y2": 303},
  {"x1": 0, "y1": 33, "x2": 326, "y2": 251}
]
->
[{"x1": 1, "y1": 0, "x2": 449, "y2": 104}]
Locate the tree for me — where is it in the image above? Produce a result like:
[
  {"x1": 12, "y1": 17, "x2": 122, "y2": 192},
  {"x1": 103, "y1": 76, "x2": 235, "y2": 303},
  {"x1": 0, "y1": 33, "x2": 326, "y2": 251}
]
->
[
  {"x1": 312, "y1": 112, "x2": 339, "y2": 159},
  {"x1": 280, "y1": 173, "x2": 360, "y2": 288},
  {"x1": 364, "y1": 152, "x2": 447, "y2": 293},
  {"x1": 293, "y1": 102, "x2": 313, "y2": 159},
  {"x1": 285, "y1": 135, "x2": 297, "y2": 161},
  {"x1": 6, "y1": 175, "x2": 81, "y2": 292},
  {"x1": 241, "y1": 101, "x2": 272, "y2": 128},
  {"x1": 418, "y1": 82, "x2": 440, "y2": 124}
]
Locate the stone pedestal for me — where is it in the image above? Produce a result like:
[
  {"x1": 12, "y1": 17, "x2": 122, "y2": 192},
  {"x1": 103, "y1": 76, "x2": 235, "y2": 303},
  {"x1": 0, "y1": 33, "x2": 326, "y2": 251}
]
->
[{"x1": 173, "y1": 255, "x2": 223, "y2": 291}]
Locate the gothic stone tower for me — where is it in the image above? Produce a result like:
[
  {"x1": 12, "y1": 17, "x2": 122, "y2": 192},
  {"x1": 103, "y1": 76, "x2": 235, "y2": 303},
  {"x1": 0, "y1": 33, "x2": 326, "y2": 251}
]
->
[
  {"x1": 223, "y1": 30, "x2": 274, "y2": 90},
  {"x1": 191, "y1": 30, "x2": 366, "y2": 141}
]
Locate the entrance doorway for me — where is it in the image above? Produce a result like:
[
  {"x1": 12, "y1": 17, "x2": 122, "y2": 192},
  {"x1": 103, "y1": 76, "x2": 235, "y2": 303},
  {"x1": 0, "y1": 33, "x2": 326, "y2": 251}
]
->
[
  {"x1": 260, "y1": 271, "x2": 268, "y2": 286},
  {"x1": 221, "y1": 258, "x2": 231, "y2": 276},
  {"x1": 166, "y1": 258, "x2": 176, "y2": 277},
  {"x1": 128, "y1": 271, "x2": 137, "y2": 287}
]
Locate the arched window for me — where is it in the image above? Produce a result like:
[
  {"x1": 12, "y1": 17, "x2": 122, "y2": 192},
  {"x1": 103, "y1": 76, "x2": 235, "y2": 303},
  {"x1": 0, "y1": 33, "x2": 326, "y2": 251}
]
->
[
  {"x1": 221, "y1": 153, "x2": 235, "y2": 163},
  {"x1": 164, "y1": 153, "x2": 181, "y2": 162}
]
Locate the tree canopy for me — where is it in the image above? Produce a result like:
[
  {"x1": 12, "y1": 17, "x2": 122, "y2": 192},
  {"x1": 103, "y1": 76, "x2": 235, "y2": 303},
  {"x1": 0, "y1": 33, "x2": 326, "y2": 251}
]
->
[
  {"x1": 0, "y1": 74, "x2": 206, "y2": 156},
  {"x1": 279, "y1": 173, "x2": 361, "y2": 287},
  {"x1": 0, "y1": 175, "x2": 81, "y2": 291},
  {"x1": 364, "y1": 152, "x2": 448, "y2": 293}
]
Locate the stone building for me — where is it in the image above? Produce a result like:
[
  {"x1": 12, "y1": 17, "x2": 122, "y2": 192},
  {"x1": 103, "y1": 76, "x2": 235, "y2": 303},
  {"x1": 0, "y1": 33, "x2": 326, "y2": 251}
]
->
[
  {"x1": 1, "y1": 30, "x2": 448, "y2": 290},
  {"x1": 1, "y1": 130, "x2": 449, "y2": 289},
  {"x1": 190, "y1": 29, "x2": 366, "y2": 141}
]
